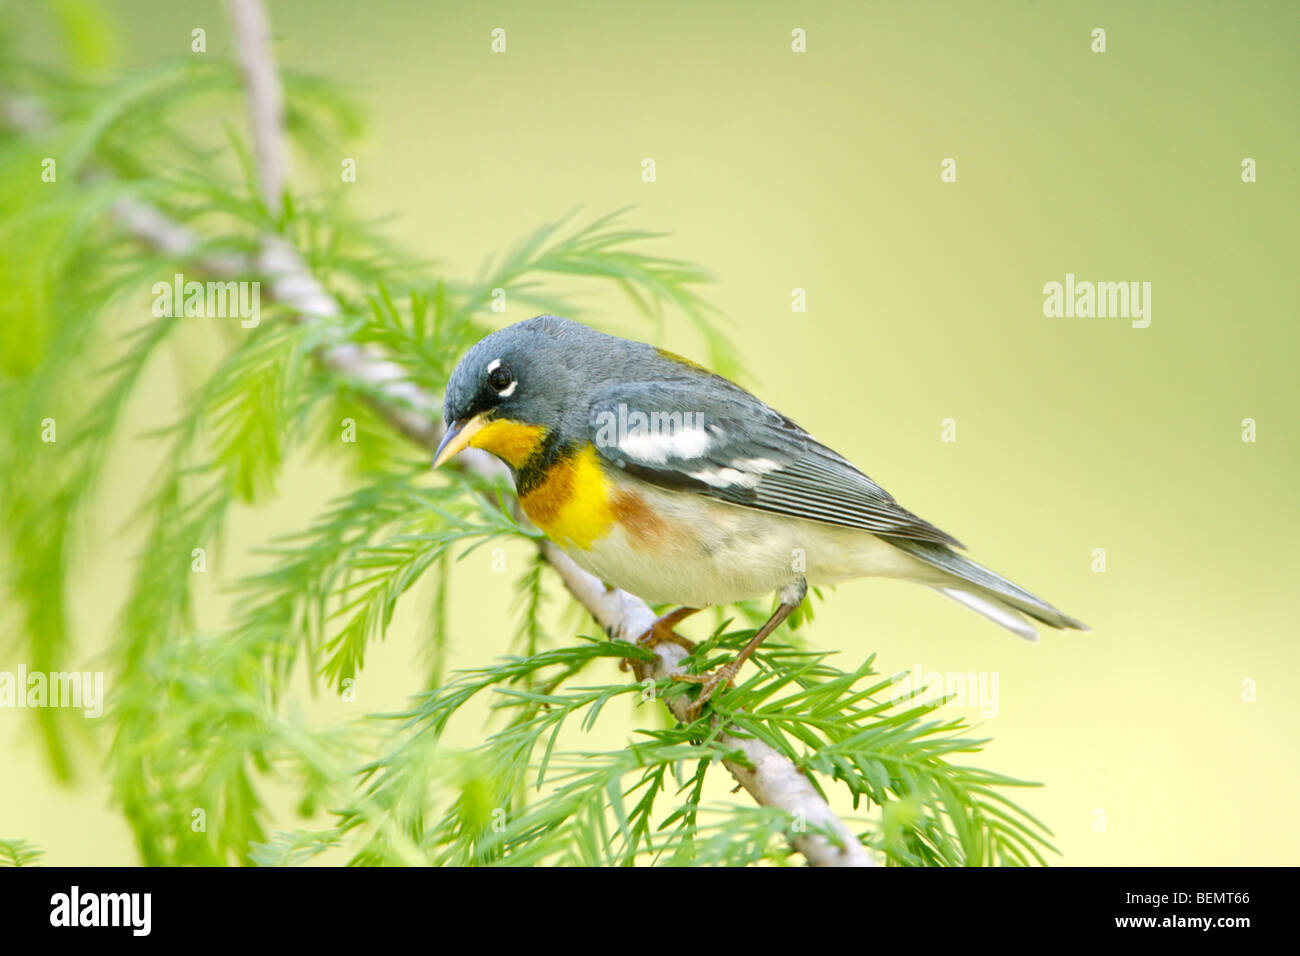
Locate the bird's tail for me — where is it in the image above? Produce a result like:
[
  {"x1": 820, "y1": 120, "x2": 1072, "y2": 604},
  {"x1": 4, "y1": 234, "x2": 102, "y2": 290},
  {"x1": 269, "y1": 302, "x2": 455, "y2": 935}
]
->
[{"x1": 888, "y1": 539, "x2": 1088, "y2": 642}]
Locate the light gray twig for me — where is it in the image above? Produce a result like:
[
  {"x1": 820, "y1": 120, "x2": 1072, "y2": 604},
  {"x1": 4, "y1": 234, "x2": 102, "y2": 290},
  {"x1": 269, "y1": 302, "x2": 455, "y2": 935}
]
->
[{"x1": 237, "y1": 0, "x2": 876, "y2": 867}]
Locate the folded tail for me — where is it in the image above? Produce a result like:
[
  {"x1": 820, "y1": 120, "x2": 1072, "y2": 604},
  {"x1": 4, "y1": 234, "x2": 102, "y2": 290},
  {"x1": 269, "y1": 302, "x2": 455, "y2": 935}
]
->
[{"x1": 888, "y1": 539, "x2": 1089, "y2": 642}]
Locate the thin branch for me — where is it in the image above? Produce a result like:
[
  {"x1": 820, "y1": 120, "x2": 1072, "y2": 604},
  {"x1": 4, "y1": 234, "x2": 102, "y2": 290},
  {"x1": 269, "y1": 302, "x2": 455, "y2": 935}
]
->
[
  {"x1": 226, "y1": 0, "x2": 288, "y2": 211},
  {"x1": 2, "y1": 6, "x2": 878, "y2": 866},
  {"x1": 243, "y1": 0, "x2": 873, "y2": 867}
]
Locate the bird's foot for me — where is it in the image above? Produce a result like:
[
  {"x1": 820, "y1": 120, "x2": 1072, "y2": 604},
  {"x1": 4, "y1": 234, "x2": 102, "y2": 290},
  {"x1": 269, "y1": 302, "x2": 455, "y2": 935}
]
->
[
  {"x1": 674, "y1": 659, "x2": 742, "y2": 719},
  {"x1": 619, "y1": 608, "x2": 699, "y2": 672}
]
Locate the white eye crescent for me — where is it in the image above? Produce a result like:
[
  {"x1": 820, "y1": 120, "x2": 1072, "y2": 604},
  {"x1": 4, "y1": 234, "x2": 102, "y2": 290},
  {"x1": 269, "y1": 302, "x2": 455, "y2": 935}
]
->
[{"x1": 486, "y1": 358, "x2": 516, "y2": 396}]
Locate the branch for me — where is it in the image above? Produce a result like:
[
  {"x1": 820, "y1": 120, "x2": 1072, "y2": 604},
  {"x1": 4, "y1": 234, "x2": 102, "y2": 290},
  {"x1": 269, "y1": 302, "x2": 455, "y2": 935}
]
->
[
  {"x1": 226, "y1": 0, "x2": 288, "y2": 211},
  {"x1": 232, "y1": 0, "x2": 874, "y2": 867}
]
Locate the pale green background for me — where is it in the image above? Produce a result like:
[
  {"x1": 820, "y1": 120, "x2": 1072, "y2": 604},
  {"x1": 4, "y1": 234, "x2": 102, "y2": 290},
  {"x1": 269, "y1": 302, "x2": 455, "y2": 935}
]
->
[{"x1": 3, "y1": 0, "x2": 1297, "y2": 865}]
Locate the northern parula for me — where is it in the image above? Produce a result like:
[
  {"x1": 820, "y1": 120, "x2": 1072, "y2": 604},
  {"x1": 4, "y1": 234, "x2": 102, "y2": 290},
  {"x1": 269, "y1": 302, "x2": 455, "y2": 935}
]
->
[{"x1": 435, "y1": 315, "x2": 1086, "y2": 708}]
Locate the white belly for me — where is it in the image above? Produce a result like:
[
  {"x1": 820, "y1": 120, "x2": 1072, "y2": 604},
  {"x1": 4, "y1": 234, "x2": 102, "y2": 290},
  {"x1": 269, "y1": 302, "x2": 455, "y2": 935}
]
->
[{"x1": 564, "y1": 478, "x2": 936, "y2": 608}]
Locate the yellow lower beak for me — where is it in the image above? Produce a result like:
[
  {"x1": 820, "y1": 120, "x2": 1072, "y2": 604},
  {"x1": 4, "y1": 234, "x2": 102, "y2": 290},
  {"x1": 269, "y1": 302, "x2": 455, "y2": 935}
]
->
[{"x1": 432, "y1": 411, "x2": 492, "y2": 468}]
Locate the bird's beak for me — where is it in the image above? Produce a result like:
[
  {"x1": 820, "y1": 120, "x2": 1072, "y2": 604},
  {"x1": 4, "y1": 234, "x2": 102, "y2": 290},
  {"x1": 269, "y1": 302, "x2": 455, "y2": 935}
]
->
[{"x1": 432, "y1": 412, "x2": 491, "y2": 468}]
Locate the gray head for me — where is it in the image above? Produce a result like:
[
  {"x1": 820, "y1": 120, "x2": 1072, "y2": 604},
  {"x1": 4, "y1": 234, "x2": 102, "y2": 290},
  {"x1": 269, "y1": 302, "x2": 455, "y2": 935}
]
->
[{"x1": 433, "y1": 315, "x2": 631, "y2": 468}]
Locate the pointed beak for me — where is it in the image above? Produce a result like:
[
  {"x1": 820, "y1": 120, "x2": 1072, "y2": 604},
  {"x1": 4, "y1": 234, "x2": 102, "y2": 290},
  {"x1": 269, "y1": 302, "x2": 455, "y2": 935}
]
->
[{"x1": 432, "y1": 412, "x2": 491, "y2": 468}]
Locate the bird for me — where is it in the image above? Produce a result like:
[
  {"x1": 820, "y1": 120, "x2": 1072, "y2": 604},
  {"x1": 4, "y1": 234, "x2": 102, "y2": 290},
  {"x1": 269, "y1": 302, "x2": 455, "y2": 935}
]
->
[{"x1": 434, "y1": 315, "x2": 1086, "y2": 713}]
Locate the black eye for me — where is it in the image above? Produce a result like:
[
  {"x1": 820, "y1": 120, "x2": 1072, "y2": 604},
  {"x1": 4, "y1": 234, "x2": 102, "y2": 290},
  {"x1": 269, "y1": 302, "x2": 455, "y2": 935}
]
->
[{"x1": 488, "y1": 363, "x2": 514, "y2": 393}]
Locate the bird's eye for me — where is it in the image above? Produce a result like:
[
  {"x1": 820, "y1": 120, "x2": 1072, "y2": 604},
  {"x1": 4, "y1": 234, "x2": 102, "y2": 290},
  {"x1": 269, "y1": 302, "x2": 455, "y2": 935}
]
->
[{"x1": 488, "y1": 363, "x2": 514, "y2": 393}]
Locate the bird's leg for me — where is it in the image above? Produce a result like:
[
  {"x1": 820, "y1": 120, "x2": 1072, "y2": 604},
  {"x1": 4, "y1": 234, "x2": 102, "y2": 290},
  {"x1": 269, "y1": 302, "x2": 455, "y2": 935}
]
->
[
  {"x1": 641, "y1": 606, "x2": 702, "y2": 651},
  {"x1": 677, "y1": 579, "x2": 807, "y2": 717},
  {"x1": 675, "y1": 604, "x2": 796, "y2": 711},
  {"x1": 619, "y1": 606, "x2": 701, "y2": 671}
]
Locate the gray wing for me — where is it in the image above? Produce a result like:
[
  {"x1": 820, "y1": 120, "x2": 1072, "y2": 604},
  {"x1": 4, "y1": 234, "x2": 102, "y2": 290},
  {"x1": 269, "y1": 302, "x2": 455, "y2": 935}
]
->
[{"x1": 586, "y1": 381, "x2": 962, "y2": 548}]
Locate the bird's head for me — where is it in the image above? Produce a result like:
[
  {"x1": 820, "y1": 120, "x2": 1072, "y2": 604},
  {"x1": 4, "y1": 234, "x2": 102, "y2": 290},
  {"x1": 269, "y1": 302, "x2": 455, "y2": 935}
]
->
[{"x1": 433, "y1": 315, "x2": 608, "y2": 471}]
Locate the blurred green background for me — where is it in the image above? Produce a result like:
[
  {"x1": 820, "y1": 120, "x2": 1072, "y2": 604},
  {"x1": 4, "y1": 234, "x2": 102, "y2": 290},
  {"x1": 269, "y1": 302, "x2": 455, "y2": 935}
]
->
[{"x1": 3, "y1": 0, "x2": 1297, "y2": 864}]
